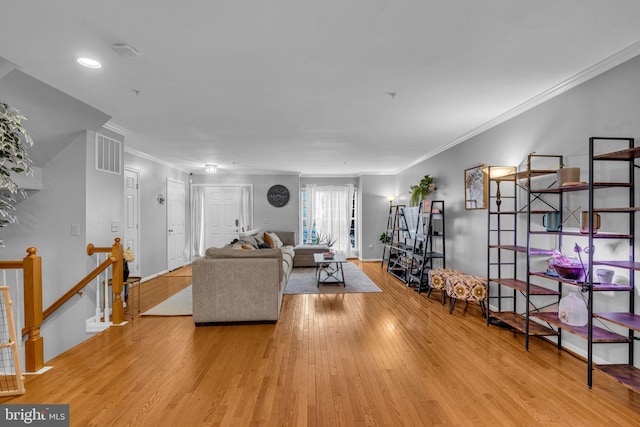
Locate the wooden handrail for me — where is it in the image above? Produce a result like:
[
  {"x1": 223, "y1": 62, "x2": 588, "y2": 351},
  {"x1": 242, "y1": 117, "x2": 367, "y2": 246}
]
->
[
  {"x1": 41, "y1": 256, "x2": 117, "y2": 321},
  {"x1": 0, "y1": 239, "x2": 124, "y2": 373},
  {"x1": 0, "y1": 247, "x2": 44, "y2": 372},
  {"x1": 85, "y1": 238, "x2": 125, "y2": 324},
  {"x1": 0, "y1": 240, "x2": 126, "y2": 373},
  {"x1": 0, "y1": 260, "x2": 24, "y2": 269}
]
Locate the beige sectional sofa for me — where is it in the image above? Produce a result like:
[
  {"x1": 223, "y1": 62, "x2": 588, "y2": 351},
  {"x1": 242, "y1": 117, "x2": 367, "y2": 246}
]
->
[{"x1": 192, "y1": 231, "x2": 295, "y2": 325}]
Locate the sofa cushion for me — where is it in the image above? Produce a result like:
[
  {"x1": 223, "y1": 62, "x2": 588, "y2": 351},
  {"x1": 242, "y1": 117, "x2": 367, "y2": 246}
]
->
[
  {"x1": 205, "y1": 247, "x2": 282, "y2": 259},
  {"x1": 281, "y1": 246, "x2": 294, "y2": 271}
]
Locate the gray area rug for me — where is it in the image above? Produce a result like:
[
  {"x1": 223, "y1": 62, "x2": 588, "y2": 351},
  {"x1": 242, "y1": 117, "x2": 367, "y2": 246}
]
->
[{"x1": 285, "y1": 263, "x2": 382, "y2": 294}]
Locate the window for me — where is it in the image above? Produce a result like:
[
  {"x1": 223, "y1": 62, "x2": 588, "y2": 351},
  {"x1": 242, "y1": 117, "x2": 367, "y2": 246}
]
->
[{"x1": 301, "y1": 184, "x2": 358, "y2": 257}]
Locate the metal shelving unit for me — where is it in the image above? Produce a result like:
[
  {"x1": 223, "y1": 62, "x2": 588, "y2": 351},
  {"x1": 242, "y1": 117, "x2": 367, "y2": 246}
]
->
[
  {"x1": 382, "y1": 204, "x2": 412, "y2": 282},
  {"x1": 407, "y1": 200, "x2": 445, "y2": 293},
  {"x1": 487, "y1": 155, "x2": 564, "y2": 346},
  {"x1": 586, "y1": 137, "x2": 639, "y2": 392}
]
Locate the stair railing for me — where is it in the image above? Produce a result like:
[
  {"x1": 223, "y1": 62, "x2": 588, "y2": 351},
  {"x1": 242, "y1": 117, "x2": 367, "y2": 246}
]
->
[
  {"x1": 0, "y1": 247, "x2": 43, "y2": 373},
  {"x1": 2, "y1": 238, "x2": 124, "y2": 373},
  {"x1": 86, "y1": 238, "x2": 124, "y2": 325}
]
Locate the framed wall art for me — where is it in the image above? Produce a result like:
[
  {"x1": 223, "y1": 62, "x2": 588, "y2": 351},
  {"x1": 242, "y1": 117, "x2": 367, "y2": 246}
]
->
[
  {"x1": 267, "y1": 184, "x2": 290, "y2": 207},
  {"x1": 464, "y1": 165, "x2": 487, "y2": 210}
]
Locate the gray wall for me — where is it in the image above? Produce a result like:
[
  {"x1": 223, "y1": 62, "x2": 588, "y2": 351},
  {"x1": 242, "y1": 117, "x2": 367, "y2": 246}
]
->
[
  {"x1": 124, "y1": 152, "x2": 190, "y2": 277},
  {"x1": 86, "y1": 129, "x2": 125, "y2": 255},
  {"x1": 396, "y1": 53, "x2": 640, "y2": 365},
  {"x1": 1, "y1": 130, "x2": 125, "y2": 362},
  {"x1": 358, "y1": 174, "x2": 396, "y2": 261},
  {"x1": 192, "y1": 173, "x2": 301, "y2": 241}
]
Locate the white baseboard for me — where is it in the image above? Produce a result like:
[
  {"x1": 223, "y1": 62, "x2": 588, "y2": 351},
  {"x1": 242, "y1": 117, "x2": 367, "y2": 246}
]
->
[
  {"x1": 141, "y1": 270, "x2": 168, "y2": 283},
  {"x1": 140, "y1": 262, "x2": 192, "y2": 283}
]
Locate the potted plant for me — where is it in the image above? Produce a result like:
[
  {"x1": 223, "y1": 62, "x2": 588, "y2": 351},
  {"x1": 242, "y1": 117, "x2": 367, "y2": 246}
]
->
[
  {"x1": 379, "y1": 231, "x2": 391, "y2": 244},
  {"x1": 0, "y1": 103, "x2": 34, "y2": 242},
  {"x1": 409, "y1": 174, "x2": 436, "y2": 207},
  {"x1": 313, "y1": 232, "x2": 336, "y2": 247}
]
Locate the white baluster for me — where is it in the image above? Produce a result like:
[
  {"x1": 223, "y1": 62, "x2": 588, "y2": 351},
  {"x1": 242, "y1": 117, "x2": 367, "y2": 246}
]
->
[
  {"x1": 86, "y1": 253, "x2": 111, "y2": 332},
  {"x1": 95, "y1": 255, "x2": 102, "y2": 322}
]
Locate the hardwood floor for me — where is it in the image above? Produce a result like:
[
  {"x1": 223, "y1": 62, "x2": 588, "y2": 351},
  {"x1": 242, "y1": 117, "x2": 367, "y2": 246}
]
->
[{"x1": 2, "y1": 261, "x2": 639, "y2": 426}]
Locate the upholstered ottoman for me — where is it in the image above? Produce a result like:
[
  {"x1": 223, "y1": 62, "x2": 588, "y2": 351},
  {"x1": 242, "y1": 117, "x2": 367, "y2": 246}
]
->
[
  {"x1": 445, "y1": 274, "x2": 487, "y2": 316},
  {"x1": 293, "y1": 244, "x2": 330, "y2": 267},
  {"x1": 427, "y1": 268, "x2": 463, "y2": 304}
]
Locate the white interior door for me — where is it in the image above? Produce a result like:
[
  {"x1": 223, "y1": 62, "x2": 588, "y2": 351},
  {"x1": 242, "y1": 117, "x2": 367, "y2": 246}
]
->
[
  {"x1": 124, "y1": 168, "x2": 140, "y2": 276},
  {"x1": 167, "y1": 178, "x2": 186, "y2": 271},
  {"x1": 205, "y1": 186, "x2": 242, "y2": 248}
]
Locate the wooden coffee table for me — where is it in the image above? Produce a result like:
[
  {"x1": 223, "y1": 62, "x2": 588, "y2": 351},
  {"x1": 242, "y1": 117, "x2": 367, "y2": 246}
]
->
[{"x1": 313, "y1": 252, "x2": 347, "y2": 287}]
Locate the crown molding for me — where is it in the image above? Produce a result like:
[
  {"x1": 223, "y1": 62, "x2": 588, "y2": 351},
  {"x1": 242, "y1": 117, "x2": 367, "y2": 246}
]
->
[
  {"x1": 124, "y1": 146, "x2": 189, "y2": 172},
  {"x1": 103, "y1": 121, "x2": 132, "y2": 136},
  {"x1": 399, "y1": 39, "x2": 640, "y2": 174}
]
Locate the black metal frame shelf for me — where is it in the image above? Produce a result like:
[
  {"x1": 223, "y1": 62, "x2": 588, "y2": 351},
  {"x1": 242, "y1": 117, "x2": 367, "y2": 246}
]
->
[
  {"x1": 487, "y1": 154, "x2": 566, "y2": 347},
  {"x1": 585, "y1": 136, "x2": 639, "y2": 392},
  {"x1": 382, "y1": 201, "x2": 446, "y2": 289},
  {"x1": 487, "y1": 142, "x2": 640, "y2": 393},
  {"x1": 408, "y1": 201, "x2": 445, "y2": 293}
]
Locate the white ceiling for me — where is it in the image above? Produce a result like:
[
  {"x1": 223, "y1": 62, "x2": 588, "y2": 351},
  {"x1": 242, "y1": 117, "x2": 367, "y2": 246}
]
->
[{"x1": 2, "y1": 1, "x2": 640, "y2": 176}]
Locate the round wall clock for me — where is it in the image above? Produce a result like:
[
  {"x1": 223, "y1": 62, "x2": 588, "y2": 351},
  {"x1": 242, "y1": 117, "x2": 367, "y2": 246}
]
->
[{"x1": 267, "y1": 185, "x2": 290, "y2": 207}]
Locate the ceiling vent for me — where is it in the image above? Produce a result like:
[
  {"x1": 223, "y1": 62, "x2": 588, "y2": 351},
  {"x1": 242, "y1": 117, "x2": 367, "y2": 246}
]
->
[{"x1": 112, "y1": 43, "x2": 140, "y2": 59}]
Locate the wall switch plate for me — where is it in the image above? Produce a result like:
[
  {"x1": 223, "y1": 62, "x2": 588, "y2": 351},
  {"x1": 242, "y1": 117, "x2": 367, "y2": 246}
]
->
[
  {"x1": 71, "y1": 224, "x2": 80, "y2": 236},
  {"x1": 111, "y1": 221, "x2": 119, "y2": 232}
]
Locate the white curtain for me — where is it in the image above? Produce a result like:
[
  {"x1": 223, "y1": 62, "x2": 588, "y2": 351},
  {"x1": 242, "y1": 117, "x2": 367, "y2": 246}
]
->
[
  {"x1": 307, "y1": 184, "x2": 356, "y2": 258},
  {"x1": 191, "y1": 185, "x2": 205, "y2": 258}
]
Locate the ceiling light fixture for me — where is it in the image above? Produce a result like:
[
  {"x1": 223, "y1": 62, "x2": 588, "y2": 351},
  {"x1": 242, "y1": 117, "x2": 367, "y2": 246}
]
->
[
  {"x1": 77, "y1": 57, "x2": 102, "y2": 69},
  {"x1": 205, "y1": 164, "x2": 217, "y2": 173}
]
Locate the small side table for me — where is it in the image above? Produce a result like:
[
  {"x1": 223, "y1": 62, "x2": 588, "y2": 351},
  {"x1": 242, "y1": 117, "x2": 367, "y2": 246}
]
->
[
  {"x1": 124, "y1": 276, "x2": 142, "y2": 316},
  {"x1": 108, "y1": 276, "x2": 142, "y2": 318}
]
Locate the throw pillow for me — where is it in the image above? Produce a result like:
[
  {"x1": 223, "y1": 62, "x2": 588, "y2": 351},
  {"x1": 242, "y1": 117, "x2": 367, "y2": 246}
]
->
[
  {"x1": 263, "y1": 232, "x2": 276, "y2": 248},
  {"x1": 241, "y1": 244, "x2": 256, "y2": 250},
  {"x1": 265, "y1": 232, "x2": 283, "y2": 248}
]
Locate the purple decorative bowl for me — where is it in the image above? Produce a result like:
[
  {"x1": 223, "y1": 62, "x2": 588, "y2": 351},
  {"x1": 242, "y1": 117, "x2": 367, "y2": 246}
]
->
[{"x1": 550, "y1": 261, "x2": 585, "y2": 282}]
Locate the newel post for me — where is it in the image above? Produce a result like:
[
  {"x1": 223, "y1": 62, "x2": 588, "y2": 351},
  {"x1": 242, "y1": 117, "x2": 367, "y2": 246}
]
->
[
  {"x1": 23, "y1": 247, "x2": 44, "y2": 372},
  {"x1": 111, "y1": 238, "x2": 124, "y2": 324}
]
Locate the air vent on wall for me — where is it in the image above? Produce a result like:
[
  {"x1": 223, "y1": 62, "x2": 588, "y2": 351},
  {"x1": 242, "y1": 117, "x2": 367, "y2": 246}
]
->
[{"x1": 95, "y1": 133, "x2": 121, "y2": 175}]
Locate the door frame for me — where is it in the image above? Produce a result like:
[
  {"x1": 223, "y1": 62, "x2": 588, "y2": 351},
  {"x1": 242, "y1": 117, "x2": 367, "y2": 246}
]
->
[
  {"x1": 124, "y1": 167, "x2": 141, "y2": 276},
  {"x1": 167, "y1": 178, "x2": 186, "y2": 271},
  {"x1": 191, "y1": 183, "x2": 253, "y2": 253}
]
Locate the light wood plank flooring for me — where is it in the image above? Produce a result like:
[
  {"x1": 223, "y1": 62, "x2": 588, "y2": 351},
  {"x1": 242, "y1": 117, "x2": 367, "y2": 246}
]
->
[{"x1": 2, "y1": 261, "x2": 639, "y2": 426}]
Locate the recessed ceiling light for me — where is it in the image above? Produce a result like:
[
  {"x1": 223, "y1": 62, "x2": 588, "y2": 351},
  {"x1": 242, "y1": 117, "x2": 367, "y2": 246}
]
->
[{"x1": 77, "y1": 57, "x2": 102, "y2": 69}]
